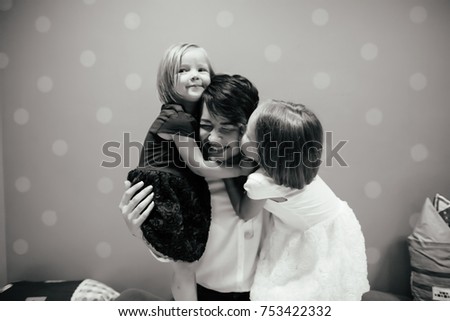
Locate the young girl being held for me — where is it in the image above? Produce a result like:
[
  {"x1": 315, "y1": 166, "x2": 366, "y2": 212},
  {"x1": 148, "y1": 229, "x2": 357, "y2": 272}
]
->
[
  {"x1": 125, "y1": 43, "x2": 248, "y2": 300},
  {"x1": 228, "y1": 99, "x2": 370, "y2": 300}
]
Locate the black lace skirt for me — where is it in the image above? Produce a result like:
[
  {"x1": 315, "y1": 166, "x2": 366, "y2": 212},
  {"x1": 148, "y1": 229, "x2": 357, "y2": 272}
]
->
[{"x1": 127, "y1": 167, "x2": 211, "y2": 262}]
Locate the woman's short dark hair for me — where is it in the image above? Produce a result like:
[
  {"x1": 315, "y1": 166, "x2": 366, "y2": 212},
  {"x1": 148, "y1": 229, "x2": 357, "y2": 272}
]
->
[
  {"x1": 256, "y1": 100, "x2": 323, "y2": 189},
  {"x1": 201, "y1": 74, "x2": 259, "y2": 126}
]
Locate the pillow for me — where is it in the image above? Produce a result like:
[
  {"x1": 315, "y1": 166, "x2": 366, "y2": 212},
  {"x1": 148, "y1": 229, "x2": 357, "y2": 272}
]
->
[
  {"x1": 408, "y1": 198, "x2": 450, "y2": 300},
  {"x1": 71, "y1": 279, "x2": 119, "y2": 301}
]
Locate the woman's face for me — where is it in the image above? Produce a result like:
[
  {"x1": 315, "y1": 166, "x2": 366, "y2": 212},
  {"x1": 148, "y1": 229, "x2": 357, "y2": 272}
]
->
[{"x1": 199, "y1": 104, "x2": 242, "y2": 162}]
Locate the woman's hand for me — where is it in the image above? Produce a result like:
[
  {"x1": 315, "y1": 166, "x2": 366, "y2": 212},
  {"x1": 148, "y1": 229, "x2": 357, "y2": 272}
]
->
[{"x1": 118, "y1": 180, "x2": 154, "y2": 240}]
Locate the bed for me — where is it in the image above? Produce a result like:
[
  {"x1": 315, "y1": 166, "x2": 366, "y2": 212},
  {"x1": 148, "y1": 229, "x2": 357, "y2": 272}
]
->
[{"x1": 0, "y1": 279, "x2": 119, "y2": 301}]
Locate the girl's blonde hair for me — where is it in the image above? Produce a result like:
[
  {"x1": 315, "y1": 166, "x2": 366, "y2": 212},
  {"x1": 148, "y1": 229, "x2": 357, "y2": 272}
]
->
[
  {"x1": 157, "y1": 43, "x2": 215, "y2": 104},
  {"x1": 255, "y1": 100, "x2": 323, "y2": 189}
]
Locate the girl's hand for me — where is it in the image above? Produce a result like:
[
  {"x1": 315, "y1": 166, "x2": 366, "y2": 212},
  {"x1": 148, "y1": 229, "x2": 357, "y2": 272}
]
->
[
  {"x1": 207, "y1": 157, "x2": 257, "y2": 177},
  {"x1": 118, "y1": 180, "x2": 154, "y2": 239},
  {"x1": 239, "y1": 158, "x2": 258, "y2": 176}
]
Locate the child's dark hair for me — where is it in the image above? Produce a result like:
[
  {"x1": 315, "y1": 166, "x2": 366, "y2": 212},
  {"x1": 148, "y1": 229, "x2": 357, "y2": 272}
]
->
[
  {"x1": 201, "y1": 74, "x2": 259, "y2": 127},
  {"x1": 256, "y1": 100, "x2": 323, "y2": 189}
]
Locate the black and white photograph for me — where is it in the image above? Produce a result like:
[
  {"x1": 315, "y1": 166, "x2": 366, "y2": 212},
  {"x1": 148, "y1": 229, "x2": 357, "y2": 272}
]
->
[{"x1": 0, "y1": 0, "x2": 449, "y2": 317}]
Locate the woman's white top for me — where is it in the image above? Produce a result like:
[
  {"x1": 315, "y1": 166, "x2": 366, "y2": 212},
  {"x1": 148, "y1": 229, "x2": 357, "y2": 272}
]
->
[{"x1": 195, "y1": 178, "x2": 265, "y2": 293}]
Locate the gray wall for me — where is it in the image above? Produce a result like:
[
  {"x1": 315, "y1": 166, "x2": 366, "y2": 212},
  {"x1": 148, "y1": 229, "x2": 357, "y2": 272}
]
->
[{"x1": 0, "y1": 89, "x2": 7, "y2": 286}]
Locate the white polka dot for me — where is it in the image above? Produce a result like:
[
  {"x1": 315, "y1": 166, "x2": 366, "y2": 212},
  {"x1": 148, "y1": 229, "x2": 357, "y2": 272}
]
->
[
  {"x1": 124, "y1": 12, "x2": 141, "y2": 30},
  {"x1": 313, "y1": 72, "x2": 331, "y2": 90},
  {"x1": 35, "y1": 16, "x2": 51, "y2": 33},
  {"x1": 361, "y1": 43, "x2": 378, "y2": 61},
  {"x1": 96, "y1": 107, "x2": 113, "y2": 124},
  {"x1": 52, "y1": 139, "x2": 68, "y2": 156},
  {"x1": 80, "y1": 50, "x2": 96, "y2": 67},
  {"x1": 264, "y1": 44, "x2": 282, "y2": 63},
  {"x1": 410, "y1": 6, "x2": 427, "y2": 24},
  {"x1": 410, "y1": 144, "x2": 428, "y2": 162},
  {"x1": 364, "y1": 181, "x2": 382, "y2": 199},
  {"x1": 96, "y1": 242, "x2": 112, "y2": 258},
  {"x1": 409, "y1": 212, "x2": 420, "y2": 229},
  {"x1": 0, "y1": 0, "x2": 13, "y2": 11},
  {"x1": 83, "y1": 0, "x2": 96, "y2": 5},
  {"x1": 125, "y1": 73, "x2": 142, "y2": 91},
  {"x1": 14, "y1": 108, "x2": 30, "y2": 125},
  {"x1": 98, "y1": 177, "x2": 114, "y2": 194},
  {"x1": 42, "y1": 210, "x2": 57, "y2": 226},
  {"x1": 366, "y1": 247, "x2": 381, "y2": 265},
  {"x1": 37, "y1": 76, "x2": 53, "y2": 93},
  {"x1": 13, "y1": 239, "x2": 29, "y2": 255},
  {"x1": 312, "y1": 8, "x2": 329, "y2": 26},
  {"x1": 15, "y1": 177, "x2": 31, "y2": 193},
  {"x1": 409, "y1": 73, "x2": 427, "y2": 91},
  {"x1": 216, "y1": 10, "x2": 234, "y2": 28},
  {"x1": 0, "y1": 52, "x2": 9, "y2": 69},
  {"x1": 365, "y1": 108, "x2": 383, "y2": 126}
]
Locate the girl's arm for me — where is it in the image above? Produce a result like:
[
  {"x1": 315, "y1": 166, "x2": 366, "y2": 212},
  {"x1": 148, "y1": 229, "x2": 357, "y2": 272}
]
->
[
  {"x1": 170, "y1": 134, "x2": 252, "y2": 179},
  {"x1": 223, "y1": 178, "x2": 266, "y2": 221}
]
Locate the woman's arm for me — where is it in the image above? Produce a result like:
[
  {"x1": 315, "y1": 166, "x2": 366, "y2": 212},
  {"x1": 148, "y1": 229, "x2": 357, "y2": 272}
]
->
[
  {"x1": 223, "y1": 178, "x2": 266, "y2": 221},
  {"x1": 171, "y1": 262, "x2": 198, "y2": 301}
]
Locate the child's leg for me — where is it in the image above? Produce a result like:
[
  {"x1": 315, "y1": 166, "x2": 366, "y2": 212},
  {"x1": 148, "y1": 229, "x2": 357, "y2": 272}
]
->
[{"x1": 171, "y1": 261, "x2": 197, "y2": 301}]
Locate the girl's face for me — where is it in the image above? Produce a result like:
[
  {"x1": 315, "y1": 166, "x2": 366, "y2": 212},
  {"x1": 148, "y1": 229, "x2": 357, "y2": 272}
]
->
[
  {"x1": 175, "y1": 48, "x2": 211, "y2": 104},
  {"x1": 199, "y1": 104, "x2": 242, "y2": 162},
  {"x1": 240, "y1": 111, "x2": 260, "y2": 162}
]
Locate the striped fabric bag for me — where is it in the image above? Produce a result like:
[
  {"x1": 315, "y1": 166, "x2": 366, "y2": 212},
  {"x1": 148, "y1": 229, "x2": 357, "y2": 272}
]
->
[{"x1": 407, "y1": 197, "x2": 450, "y2": 300}]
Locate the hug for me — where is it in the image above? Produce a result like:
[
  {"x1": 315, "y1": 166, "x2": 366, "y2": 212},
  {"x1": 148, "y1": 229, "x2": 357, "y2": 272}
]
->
[{"x1": 119, "y1": 43, "x2": 370, "y2": 301}]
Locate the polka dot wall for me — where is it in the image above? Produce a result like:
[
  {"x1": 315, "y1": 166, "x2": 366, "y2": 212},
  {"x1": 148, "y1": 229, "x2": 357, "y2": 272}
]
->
[{"x1": 0, "y1": 0, "x2": 449, "y2": 298}]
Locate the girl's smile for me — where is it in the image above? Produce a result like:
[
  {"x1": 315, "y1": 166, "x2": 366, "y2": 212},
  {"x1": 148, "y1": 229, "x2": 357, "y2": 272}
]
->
[{"x1": 175, "y1": 48, "x2": 211, "y2": 104}]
